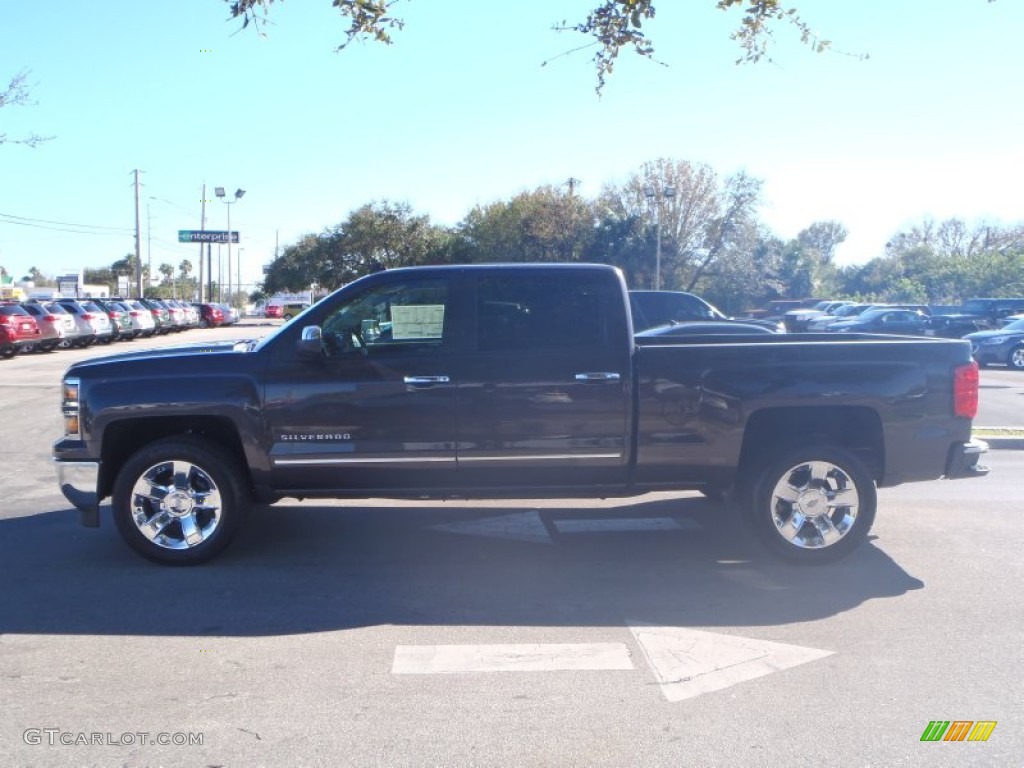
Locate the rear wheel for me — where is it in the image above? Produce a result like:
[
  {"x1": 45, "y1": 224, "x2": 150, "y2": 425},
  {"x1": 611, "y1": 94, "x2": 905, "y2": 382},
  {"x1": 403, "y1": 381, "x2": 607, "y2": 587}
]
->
[
  {"x1": 742, "y1": 444, "x2": 876, "y2": 564},
  {"x1": 112, "y1": 436, "x2": 250, "y2": 565},
  {"x1": 1008, "y1": 345, "x2": 1024, "y2": 371}
]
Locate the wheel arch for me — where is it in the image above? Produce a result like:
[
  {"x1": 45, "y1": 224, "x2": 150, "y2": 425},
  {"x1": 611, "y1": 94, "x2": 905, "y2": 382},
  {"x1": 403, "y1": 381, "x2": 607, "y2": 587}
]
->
[
  {"x1": 98, "y1": 416, "x2": 251, "y2": 500},
  {"x1": 737, "y1": 406, "x2": 885, "y2": 487}
]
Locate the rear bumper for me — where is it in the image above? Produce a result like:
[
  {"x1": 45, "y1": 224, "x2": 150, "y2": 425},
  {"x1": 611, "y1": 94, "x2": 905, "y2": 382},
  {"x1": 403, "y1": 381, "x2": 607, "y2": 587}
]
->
[
  {"x1": 55, "y1": 460, "x2": 102, "y2": 527},
  {"x1": 945, "y1": 439, "x2": 990, "y2": 479}
]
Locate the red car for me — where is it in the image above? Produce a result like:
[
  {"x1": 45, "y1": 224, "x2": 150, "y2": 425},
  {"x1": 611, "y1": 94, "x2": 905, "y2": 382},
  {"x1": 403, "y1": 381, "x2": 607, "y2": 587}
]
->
[
  {"x1": 264, "y1": 304, "x2": 283, "y2": 319},
  {"x1": 192, "y1": 303, "x2": 227, "y2": 328},
  {"x1": 0, "y1": 303, "x2": 42, "y2": 358}
]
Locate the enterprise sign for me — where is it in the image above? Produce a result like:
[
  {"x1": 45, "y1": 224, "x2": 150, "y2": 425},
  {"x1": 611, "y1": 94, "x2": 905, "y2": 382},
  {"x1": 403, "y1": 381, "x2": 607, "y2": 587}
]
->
[{"x1": 178, "y1": 230, "x2": 239, "y2": 244}]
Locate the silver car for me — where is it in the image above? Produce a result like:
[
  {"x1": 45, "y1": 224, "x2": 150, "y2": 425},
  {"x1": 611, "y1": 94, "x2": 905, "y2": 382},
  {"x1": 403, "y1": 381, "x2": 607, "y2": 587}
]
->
[
  {"x1": 53, "y1": 299, "x2": 108, "y2": 347},
  {"x1": 41, "y1": 302, "x2": 87, "y2": 348},
  {"x1": 116, "y1": 299, "x2": 157, "y2": 338}
]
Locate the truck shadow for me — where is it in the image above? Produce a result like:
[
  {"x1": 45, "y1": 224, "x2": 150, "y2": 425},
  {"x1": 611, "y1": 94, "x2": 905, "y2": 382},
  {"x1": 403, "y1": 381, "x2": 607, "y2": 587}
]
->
[{"x1": 0, "y1": 495, "x2": 923, "y2": 637}]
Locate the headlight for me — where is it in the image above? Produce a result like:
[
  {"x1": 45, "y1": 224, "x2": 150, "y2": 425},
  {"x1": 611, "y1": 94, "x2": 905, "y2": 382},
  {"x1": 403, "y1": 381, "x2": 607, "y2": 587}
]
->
[
  {"x1": 62, "y1": 377, "x2": 81, "y2": 438},
  {"x1": 981, "y1": 336, "x2": 1006, "y2": 345}
]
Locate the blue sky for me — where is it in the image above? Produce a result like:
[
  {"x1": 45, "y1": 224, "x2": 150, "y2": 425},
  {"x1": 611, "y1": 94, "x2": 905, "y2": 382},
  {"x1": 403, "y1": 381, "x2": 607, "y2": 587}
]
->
[{"x1": 2, "y1": 0, "x2": 1022, "y2": 292}]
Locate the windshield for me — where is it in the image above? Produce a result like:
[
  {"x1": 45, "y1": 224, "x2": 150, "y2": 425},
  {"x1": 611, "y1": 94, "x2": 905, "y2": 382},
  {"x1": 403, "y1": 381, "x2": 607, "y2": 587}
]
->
[{"x1": 1002, "y1": 319, "x2": 1024, "y2": 331}]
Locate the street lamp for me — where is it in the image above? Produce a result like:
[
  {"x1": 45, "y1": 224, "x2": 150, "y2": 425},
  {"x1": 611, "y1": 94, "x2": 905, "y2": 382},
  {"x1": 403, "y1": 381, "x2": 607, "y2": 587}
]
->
[
  {"x1": 643, "y1": 183, "x2": 676, "y2": 291},
  {"x1": 215, "y1": 187, "x2": 245, "y2": 307}
]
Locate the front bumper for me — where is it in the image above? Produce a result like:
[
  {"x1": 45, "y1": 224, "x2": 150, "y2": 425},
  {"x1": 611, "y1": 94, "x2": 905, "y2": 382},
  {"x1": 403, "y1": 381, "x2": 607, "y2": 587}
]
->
[
  {"x1": 945, "y1": 439, "x2": 990, "y2": 479},
  {"x1": 55, "y1": 460, "x2": 101, "y2": 527}
]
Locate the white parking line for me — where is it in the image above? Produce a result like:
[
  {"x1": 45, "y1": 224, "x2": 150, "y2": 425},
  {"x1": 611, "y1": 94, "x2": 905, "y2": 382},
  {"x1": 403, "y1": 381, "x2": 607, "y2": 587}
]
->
[{"x1": 392, "y1": 643, "x2": 634, "y2": 674}]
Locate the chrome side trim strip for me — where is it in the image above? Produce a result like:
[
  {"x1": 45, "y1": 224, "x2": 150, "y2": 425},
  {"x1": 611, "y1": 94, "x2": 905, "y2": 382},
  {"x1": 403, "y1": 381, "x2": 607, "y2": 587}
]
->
[
  {"x1": 273, "y1": 457, "x2": 455, "y2": 466},
  {"x1": 458, "y1": 453, "x2": 623, "y2": 462}
]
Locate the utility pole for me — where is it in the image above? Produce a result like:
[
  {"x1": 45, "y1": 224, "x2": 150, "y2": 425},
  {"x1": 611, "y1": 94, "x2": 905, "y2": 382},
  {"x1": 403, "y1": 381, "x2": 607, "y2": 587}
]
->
[
  {"x1": 131, "y1": 169, "x2": 143, "y2": 297},
  {"x1": 565, "y1": 177, "x2": 581, "y2": 196},
  {"x1": 199, "y1": 183, "x2": 208, "y2": 302}
]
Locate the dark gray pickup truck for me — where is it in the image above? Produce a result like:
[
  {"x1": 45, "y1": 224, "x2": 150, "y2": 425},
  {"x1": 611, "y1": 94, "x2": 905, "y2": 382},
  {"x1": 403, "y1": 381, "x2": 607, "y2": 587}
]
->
[{"x1": 54, "y1": 263, "x2": 988, "y2": 565}]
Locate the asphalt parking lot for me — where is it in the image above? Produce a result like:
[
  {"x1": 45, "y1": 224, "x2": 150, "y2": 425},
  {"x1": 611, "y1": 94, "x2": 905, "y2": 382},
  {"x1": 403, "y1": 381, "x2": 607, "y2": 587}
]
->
[{"x1": 1, "y1": 326, "x2": 1021, "y2": 767}]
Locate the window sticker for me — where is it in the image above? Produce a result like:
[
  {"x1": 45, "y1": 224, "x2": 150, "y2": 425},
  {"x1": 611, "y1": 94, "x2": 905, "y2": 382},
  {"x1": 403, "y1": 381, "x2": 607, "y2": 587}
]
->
[{"x1": 390, "y1": 304, "x2": 445, "y2": 340}]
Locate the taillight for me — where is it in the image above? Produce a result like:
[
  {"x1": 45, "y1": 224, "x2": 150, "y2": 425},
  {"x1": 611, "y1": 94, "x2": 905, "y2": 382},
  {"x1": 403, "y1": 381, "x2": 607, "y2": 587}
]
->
[
  {"x1": 953, "y1": 361, "x2": 979, "y2": 419},
  {"x1": 129, "y1": 311, "x2": 140, "y2": 317},
  {"x1": 81, "y1": 313, "x2": 93, "y2": 321},
  {"x1": 44, "y1": 315, "x2": 57, "y2": 322}
]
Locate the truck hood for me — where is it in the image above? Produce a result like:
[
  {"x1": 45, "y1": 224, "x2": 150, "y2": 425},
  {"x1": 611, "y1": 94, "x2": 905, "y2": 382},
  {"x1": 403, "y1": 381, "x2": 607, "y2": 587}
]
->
[{"x1": 65, "y1": 339, "x2": 258, "y2": 376}]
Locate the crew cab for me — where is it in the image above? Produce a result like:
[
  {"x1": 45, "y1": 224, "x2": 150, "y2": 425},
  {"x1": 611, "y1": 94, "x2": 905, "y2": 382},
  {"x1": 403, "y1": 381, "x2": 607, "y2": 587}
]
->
[{"x1": 54, "y1": 264, "x2": 988, "y2": 565}]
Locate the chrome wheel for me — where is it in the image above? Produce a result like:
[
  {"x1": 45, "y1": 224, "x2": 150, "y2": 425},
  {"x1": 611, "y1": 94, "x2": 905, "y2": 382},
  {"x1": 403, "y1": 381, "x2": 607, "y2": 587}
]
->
[
  {"x1": 128, "y1": 460, "x2": 223, "y2": 550},
  {"x1": 1008, "y1": 346, "x2": 1024, "y2": 371},
  {"x1": 747, "y1": 444, "x2": 876, "y2": 563},
  {"x1": 768, "y1": 460, "x2": 859, "y2": 550},
  {"x1": 113, "y1": 437, "x2": 249, "y2": 564}
]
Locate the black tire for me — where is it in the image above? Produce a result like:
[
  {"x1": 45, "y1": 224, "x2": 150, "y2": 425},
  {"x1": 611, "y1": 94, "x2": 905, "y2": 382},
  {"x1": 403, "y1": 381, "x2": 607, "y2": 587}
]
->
[
  {"x1": 0, "y1": 345, "x2": 16, "y2": 359},
  {"x1": 112, "y1": 436, "x2": 250, "y2": 565},
  {"x1": 742, "y1": 444, "x2": 876, "y2": 564},
  {"x1": 39, "y1": 341, "x2": 58, "y2": 353},
  {"x1": 1007, "y1": 345, "x2": 1024, "y2": 371}
]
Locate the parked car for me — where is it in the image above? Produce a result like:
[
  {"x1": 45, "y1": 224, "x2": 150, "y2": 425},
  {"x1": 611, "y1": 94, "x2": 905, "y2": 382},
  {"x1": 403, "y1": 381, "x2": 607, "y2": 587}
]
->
[
  {"x1": 18, "y1": 301, "x2": 64, "y2": 352},
  {"x1": 192, "y1": 302, "x2": 228, "y2": 328},
  {"x1": 53, "y1": 299, "x2": 108, "y2": 347},
  {"x1": 931, "y1": 297, "x2": 1024, "y2": 331},
  {"x1": 630, "y1": 291, "x2": 784, "y2": 333},
  {"x1": 964, "y1": 318, "x2": 1024, "y2": 370},
  {"x1": 806, "y1": 303, "x2": 878, "y2": 331},
  {"x1": 264, "y1": 303, "x2": 283, "y2": 319},
  {"x1": 279, "y1": 302, "x2": 310, "y2": 320},
  {"x1": 136, "y1": 298, "x2": 173, "y2": 334},
  {"x1": 89, "y1": 298, "x2": 134, "y2": 341},
  {"x1": 152, "y1": 299, "x2": 187, "y2": 331},
  {"x1": 0, "y1": 302, "x2": 42, "y2": 357},
  {"x1": 214, "y1": 303, "x2": 240, "y2": 325},
  {"x1": 118, "y1": 299, "x2": 158, "y2": 338},
  {"x1": 927, "y1": 315, "x2": 982, "y2": 339},
  {"x1": 783, "y1": 300, "x2": 854, "y2": 332},
  {"x1": 829, "y1": 308, "x2": 930, "y2": 335},
  {"x1": 43, "y1": 302, "x2": 88, "y2": 347},
  {"x1": 169, "y1": 300, "x2": 200, "y2": 328}
]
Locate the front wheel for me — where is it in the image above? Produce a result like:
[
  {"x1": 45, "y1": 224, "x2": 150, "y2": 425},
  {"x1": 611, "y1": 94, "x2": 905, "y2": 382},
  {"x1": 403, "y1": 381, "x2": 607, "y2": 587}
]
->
[
  {"x1": 743, "y1": 445, "x2": 876, "y2": 564},
  {"x1": 1007, "y1": 345, "x2": 1024, "y2": 371},
  {"x1": 112, "y1": 436, "x2": 250, "y2": 565}
]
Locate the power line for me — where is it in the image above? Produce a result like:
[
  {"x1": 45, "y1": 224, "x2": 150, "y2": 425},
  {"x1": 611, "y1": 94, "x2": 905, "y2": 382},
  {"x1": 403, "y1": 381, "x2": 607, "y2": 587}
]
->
[{"x1": 0, "y1": 211, "x2": 133, "y2": 233}]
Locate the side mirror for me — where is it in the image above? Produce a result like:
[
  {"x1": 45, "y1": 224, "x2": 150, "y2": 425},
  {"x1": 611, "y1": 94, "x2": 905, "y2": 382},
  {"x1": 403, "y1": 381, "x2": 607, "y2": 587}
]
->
[{"x1": 296, "y1": 325, "x2": 323, "y2": 358}]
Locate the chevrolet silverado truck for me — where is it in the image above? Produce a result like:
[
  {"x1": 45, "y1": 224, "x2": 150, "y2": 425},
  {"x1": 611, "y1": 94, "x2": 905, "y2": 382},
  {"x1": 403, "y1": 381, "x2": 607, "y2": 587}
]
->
[{"x1": 54, "y1": 264, "x2": 989, "y2": 565}]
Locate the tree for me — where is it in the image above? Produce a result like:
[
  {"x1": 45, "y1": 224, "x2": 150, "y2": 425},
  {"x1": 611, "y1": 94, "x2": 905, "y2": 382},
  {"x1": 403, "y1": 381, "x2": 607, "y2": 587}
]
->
[
  {"x1": 1, "y1": 70, "x2": 53, "y2": 147},
  {"x1": 224, "y1": 1, "x2": 840, "y2": 92},
  {"x1": 459, "y1": 186, "x2": 594, "y2": 264},
  {"x1": 262, "y1": 200, "x2": 450, "y2": 292},
  {"x1": 592, "y1": 158, "x2": 763, "y2": 291},
  {"x1": 21, "y1": 266, "x2": 49, "y2": 284}
]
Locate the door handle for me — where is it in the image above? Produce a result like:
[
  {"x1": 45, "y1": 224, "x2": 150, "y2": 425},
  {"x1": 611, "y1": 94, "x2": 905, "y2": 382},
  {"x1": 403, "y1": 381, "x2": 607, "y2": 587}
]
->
[
  {"x1": 404, "y1": 375, "x2": 451, "y2": 386},
  {"x1": 574, "y1": 372, "x2": 621, "y2": 382}
]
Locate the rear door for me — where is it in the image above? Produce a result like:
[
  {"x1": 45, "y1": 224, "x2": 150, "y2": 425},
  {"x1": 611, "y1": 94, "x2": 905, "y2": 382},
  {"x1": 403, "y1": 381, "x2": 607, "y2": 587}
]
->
[{"x1": 456, "y1": 269, "x2": 632, "y2": 491}]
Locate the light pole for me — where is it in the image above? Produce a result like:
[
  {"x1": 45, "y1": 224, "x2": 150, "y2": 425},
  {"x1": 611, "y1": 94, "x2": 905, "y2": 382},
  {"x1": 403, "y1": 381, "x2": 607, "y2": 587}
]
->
[
  {"x1": 215, "y1": 187, "x2": 244, "y2": 307},
  {"x1": 643, "y1": 183, "x2": 676, "y2": 291},
  {"x1": 237, "y1": 247, "x2": 244, "y2": 308}
]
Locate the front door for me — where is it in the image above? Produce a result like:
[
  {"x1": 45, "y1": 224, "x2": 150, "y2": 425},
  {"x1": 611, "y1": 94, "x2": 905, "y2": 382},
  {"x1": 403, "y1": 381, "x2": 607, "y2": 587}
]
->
[{"x1": 263, "y1": 275, "x2": 462, "y2": 494}]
